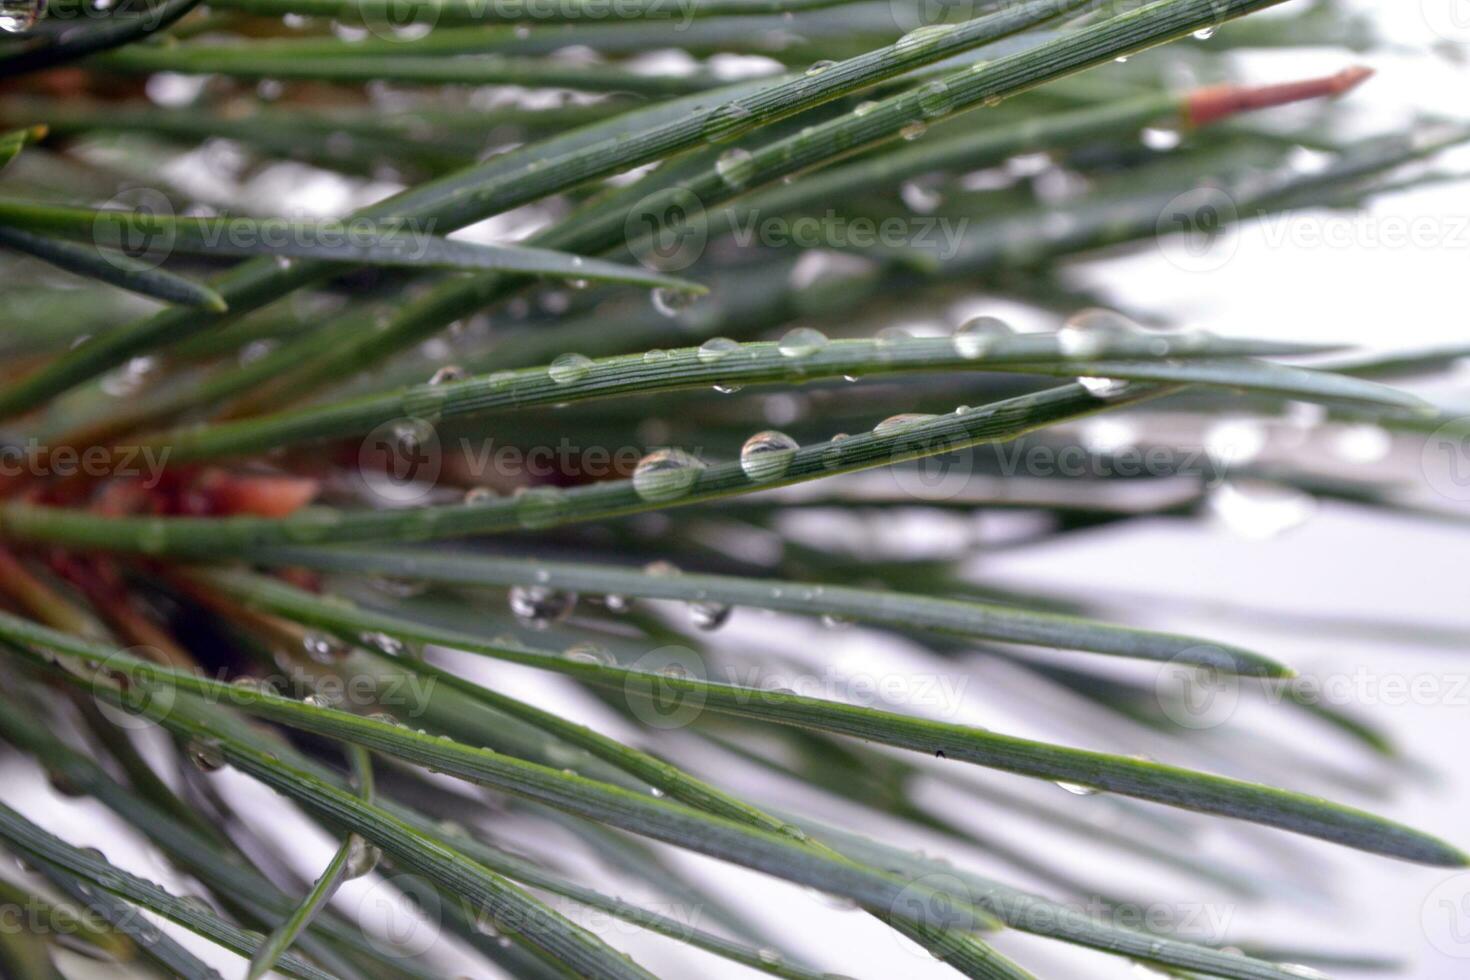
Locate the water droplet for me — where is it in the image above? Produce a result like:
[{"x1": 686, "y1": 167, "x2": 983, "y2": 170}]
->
[
  {"x1": 1274, "y1": 965, "x2": 1328, "y2": 980},
  {"x1": 777, "y1": 326, "x2": 827, "y2": 358},
  {"x1": 359, "y1": 631, "x2": 406, "y2": 657},
  {"x1": 1077, "y1": 376, "x2": 1131, "y2": 399},
  {"x1": 0, "y1": 0, "x2": 45, "y2": 32},
  {"x1": 644, "y1": 560, "x2": 681, "y2": 577},
  {"x1": 514, "y1": 485, "x2": 567, "y2": 530},
  {"x1": 652, "y1": 288, "x2": 696, "y2": 317},
  {"x1": 916, "y1": 79, "x2": 952, "y2": 119},
  {"x1": 712, "y1": 382, "x2": 743, "y2": 394},
  {"x1": 873, "y1": 413, "x2": 937, "y2": 436},
  {"x1": 899, "y1": 179, "x2": 943, "y2": 214},
  {"x1": 894, "y1": 23, "x2": 954, "y2": 53},
  {"x1": 1207, "y1": 480, "x2": 1316, "y2": 540},
  {"x1": 740, "y1": 430, "x2": 799, "y2": 482},
  {"x1": 951, "y1": 315, "x2": 1013, "y2": 359},
  {"x1": 633, "y1": 448, "x2": 705, "y2": 502},
  {"x1": 563, "y1": 643, "x2": 614, "y2": 666},
  {"x1": 1192, "y1": 26, "x2": 1216, "y2": 40},
  {"x1": 853, "y1": 100, "x2": 881, "y2": 117},
  {"x1": 344, "y1": 836, "x2": 381, "y2": 879},
  {"x1": 303, "y1": 632, "x2": 347, "y2": 664},
  {"x1": 805, "y1": 59, "x2": 836, "y2": 76},
  {"x1": 702, "y1": 101, "x2": 755, "y2": 143},
  {"x1": 697, "y1": 337, "x2": 739, "y2": 363},
  {"x1": 899, "y1": 121, "x2": 928, "y2": 141},
  {"x1": 1141, "y1": 127, "x2": 1182, "y2": 151},
  {"x1": 1058, "y1": 308, "x2": 1140, "y2": 358},
  {"x1": 601, "y1": 594, "x2": 633, "y2": 614},
  {"x1": 649, "y1": 786, "x2": 666, "y2": 797},
  {"x1": 820, "y1": 614, "x2": 852, "y2": 630},
  {"x1": 187, "y1": 739, "x2": 225, "y2": 772},
  {"x1": 715, "y1": 147, "x2": 755, "y2": 189},
  {"x1": 429, "y1": 365, "x2": 466, "y2": 385},
  {"x1": 548, "y1": 353, "x2": 592, "y2": 384},
  {"x1": 463, "y1": 486, "x2": 497, "y2": 505},
  {"x1": 757, "y1": 947, "x2": 783, "y2": 965},
  {"x1": 509, "y1": 585, "x2": 577, "y2": 628},
  {"x1": 690, "y1": 600, "x2": 732, "y2": 631},
  {"x1": 304, "y1": 693, "x2": 336, "y2": 709},
  {"x1": 1055, "y1": 781, "x2": 1099, "y2": 796}
]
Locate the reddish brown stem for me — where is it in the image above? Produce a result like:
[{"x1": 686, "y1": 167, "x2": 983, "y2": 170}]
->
[{"x1": 1187, "y1": 66, "x2": 1374, "y2": 128}]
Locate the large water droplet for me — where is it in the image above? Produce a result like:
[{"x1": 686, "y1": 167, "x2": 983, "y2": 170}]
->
[
  {"x1": 873, "y1": 413, "x2": 938, "y2": 436},
  {"x1": 632, "y1": 448, "x2": 705, "y2": 502},
  {"x1": 0, "y1": 0, "x2": 45, "y2": 33},
  {"x1": 777, "y1": 326, "x2": 827, "y2": 358},
  {"x1": 951, "y1": 315, "x2": 1013, "y2": 359},
  {"x1": 715, "y1": 147, "x2": 756, "y2": 189},
  {"x1": 697, "y1": 337, "x2": 739, "y2": 363},
  {"x1": 548, "y1": 353, "x2": 592, "y2": 384},
  {"x1": 740, "y1": 430, "x2": 799, "y2": 482},
  {"x1": 186, "y1": 739, "x2": 225, "y2": 773},
  {"x1": 1058, "y1": 308, "x2": 1140, "y2": 358},
  {"x1": 652, "y1": 287, "x2": 695, "y2": 318},
  {"x1": 690, "y1": 600, "x2": 732, "y2": 631},
  {"x1": 1055, "y1": 781, "x2": 1099, "y2": 796},
  {"x1": 1207, "y1": 480, "x2": 1316, "y2": 540},
  {"x1": 509, "y1": 584, "x2": 577, "y2": 628},
  {"x1": 344, "y1": 836, "x2": 382, "y2": 879},
  {"x1": 1077, "y1": 376, "x2": 1131, "y2": 399}
]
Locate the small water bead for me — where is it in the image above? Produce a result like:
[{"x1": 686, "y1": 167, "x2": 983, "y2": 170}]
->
[
  {"x1": 303, "y1": 632, "x2": 347, "y2": 664},
  {"x1": 601, "y1": 593, "x2": 634, "y2": 614},
  {"x1": 740, "y1": 430, "x2": 799, "y2": 482},
  {"x1": 0, "y1": 0, "x2": 46, "y2": 32},
  {"x1": 1058, "y1": 308, "x2": 1141, "y2": 358},
  {"x1": 899, "y1": 121, "x2": 928, "y2": 141},
  {"x1": 715, "y1": 147, "x2": 756, "y2": 189},
  {"x1": 1077, "y1": 376, "x2": 1131, "y2": 399},
  {"x1": 633, "y1": 448, "x2": 705, "y2": 502},
  {"x1": 701, "y1": 102, "x2": 754, "y2": 143},
  {"x1": 873, "y1": 413, "x2": 938, "y2": 436},
  {"x1": 563, "y1": 643, "x2": 615, "y2": 666},
  {"x1": 428, "y1": 364, "x2": 467, "y2": 385},
  {"x1": 951, "y1": 315, "x2": 1013, "y2": 359},
  {"x1": 344, "y1": 836, "x2": 382, "y2": 879},
  {"x1": 916, "y1": 79, "x2": 952, "y2": 119},
  {"x1": 697, "y1": 336, "x2": 739, "y2": 363},
  {"x1": 899, "y1": 179, "x2": 943, "y2": 214},
  {"x1": 805, "y1": 59, "x2": 837, "y2": 76},
  {"x1": 712, "y1": 382, "x2": 743, "y2": 394},
  {"x1": 821, "y1": 433, "x2": 850, "y2": 470},
  {"x1": 186, "y1": 739, "x2": 226, "y2": 773},
  {"x1": 689, "y1": 601, "x2": 732, "y2": 630},
  {"x1": 1274, "y1": 965, "x2": 1328, "y2": 980},
  {"x1": 820, "y1": 614, "x2": 852, "y2": 630},
  {"x1": 513, "y1": 485, "x2": 567, "y2": 530},
  {"x1": 1055, "y1": 781, "x2": 1100, "y2": 797},
  {"x1": 852, "y1": 100, "x2": 881, "y2": 117},
  {"x1": 1192, "y1": 26, "x2": 1216, "y2": 40},
  {"x1": 644, "y1": 560, "x2": 681, "y2": 577},
  {"x1": 548, "y1": 352, "x2": 592, "y2": 384},
  {"x1": 652, "y1": 287, "x2": 696, "y2": 318},
  {"x1": 894, "y1": 23, "x2": 955, "y2": 53},
  {"x1": 509, "y1": 585, "x2": 577, "y2": 628},
  {"x1": 303, "y1": 693, "x2": 336, "y2": 709},
  {"x1": 359, "y1": 631, "x2": 406, "y2": 657},
  {"x1": 777, "y1": 326, "x2": 827, "y2": 358},
  {"x1": 463, "y1": 486, "x2": 497, "y2": 505},
  {"x1": 756, "y1": 948, "x2": 783, "y2": 965},
  {"x1": 643, "y1": 348, "x2": 670, "y2": 364}
]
